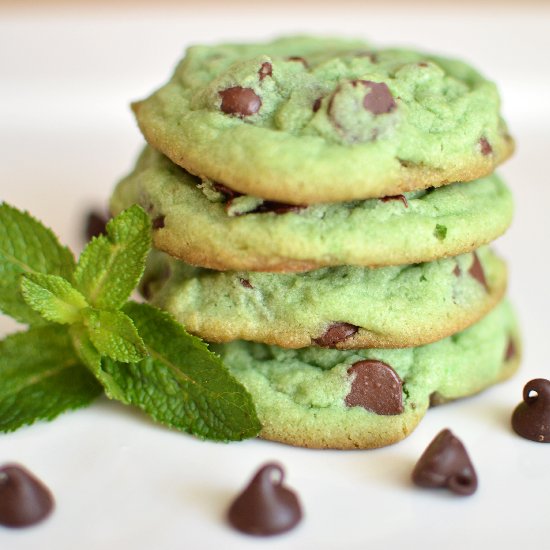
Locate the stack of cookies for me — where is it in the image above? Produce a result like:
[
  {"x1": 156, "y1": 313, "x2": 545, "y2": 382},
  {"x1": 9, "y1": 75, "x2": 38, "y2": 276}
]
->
[{"x1": 111, "y1": 36, "x2": 520, "y2": 449}]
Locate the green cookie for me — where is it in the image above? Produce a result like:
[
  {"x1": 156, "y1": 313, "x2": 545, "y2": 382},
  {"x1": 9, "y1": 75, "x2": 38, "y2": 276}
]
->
[
  {"x1": 215, "y1": 300, "x2": 520, "y2": 449},
  {"x1": 133, "y1": 36, "x2": 514, "y2": 204},
  {"x1": 111, "y1": 147, "x2": 513, "y2": 271},
  {"x1": 145, "y1": 246, "x2": 507, "y2": 349}
]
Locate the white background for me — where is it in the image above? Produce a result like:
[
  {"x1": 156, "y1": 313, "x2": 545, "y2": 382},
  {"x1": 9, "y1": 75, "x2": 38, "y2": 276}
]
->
[{"x1": 1, "y1": 5, "x2": 549, "y2": 549}]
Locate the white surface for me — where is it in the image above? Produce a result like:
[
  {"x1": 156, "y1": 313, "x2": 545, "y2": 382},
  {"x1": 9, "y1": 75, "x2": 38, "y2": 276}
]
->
[{"x1": 1, "y1": 6, "x2": 549, "y2": 550}]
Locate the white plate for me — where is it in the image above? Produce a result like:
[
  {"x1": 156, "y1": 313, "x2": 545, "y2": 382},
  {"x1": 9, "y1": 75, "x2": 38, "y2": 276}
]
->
[{"x1": 1, "y1": 6, "x2": 549, "y2": 550}]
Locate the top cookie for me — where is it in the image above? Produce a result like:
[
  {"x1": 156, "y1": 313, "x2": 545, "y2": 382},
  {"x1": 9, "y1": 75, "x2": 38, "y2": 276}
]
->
[{"x1": 134, "y1": 36, "x2": 514, "y2": 204}]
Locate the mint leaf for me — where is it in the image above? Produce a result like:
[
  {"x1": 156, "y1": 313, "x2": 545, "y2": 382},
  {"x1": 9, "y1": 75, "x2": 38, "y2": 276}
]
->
[
  {"x1": 0, "y1": 326, "x2": 102, "y2": 432},
  {"x1": 0, "y1": 203, "x2": 76, "y2": 325},
  {"x1": 69, "y1": 324, "x2": 127, "y2": 402},
  {"x1": 83, "y1": 308, "x2": 147, "y2": 363},
  {"x1": 102, "y1": 302, "x2": 261, "y2": 441},
  {"x1": 21, "y1": 273, "x2": 88, "y2": 324},
  {"x1": 74, "y1": 205, "x2": 151, "y2": 310}
]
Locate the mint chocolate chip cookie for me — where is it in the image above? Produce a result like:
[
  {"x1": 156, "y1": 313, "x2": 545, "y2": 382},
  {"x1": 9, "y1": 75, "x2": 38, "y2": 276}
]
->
[
  {"x1": 215, "y1": 300, "x2": 520, "y2": 449},
  {"x1": 145, "y1": 246, "x2": 507, "y2": 349},
  {"x1": 133, "y1": 36, "x2": 514, "y2": 204},
  {"x1": 111, "y1": 147, "x2": 513, "y2": 272}
]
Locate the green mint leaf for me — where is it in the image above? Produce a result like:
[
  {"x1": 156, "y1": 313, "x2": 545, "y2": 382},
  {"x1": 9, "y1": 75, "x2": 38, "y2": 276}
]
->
[
  {"x1": 74, "y1": 205, "x2": 151, "y2": 310},
  {"x1": 83, "y1": 307, "x2": 147, "y2": 363},
  {"x1": 101, "y1": 302, "x2": 261, "y2": 441},
  {"x1": 0, "y1": 203, "x2": 76, "y2": 325},
  {"x1": 69, "y1": 324, "x2": 128, "y2": 402},
  {"x1": 0, "y1": 325, "x2": 102, "y2": 432},
  {"x1": 21, "y1": 273, "x2": 88, "y2": 325}
]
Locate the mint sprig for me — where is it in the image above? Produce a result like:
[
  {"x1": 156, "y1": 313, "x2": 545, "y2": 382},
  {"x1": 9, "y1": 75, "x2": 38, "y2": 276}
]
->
[
  {"x1": 107, "y1": 302, "x2": 261, "y2": 441},
  {"x1": 0, "y1": 203, "x2": 76, "y2": 325},
  {"x1": 0, "y1": 326, "x2": 102, "y2": 432},
  {"x1": 0, "y1": 202, "x2": 260, "y2": 441}
]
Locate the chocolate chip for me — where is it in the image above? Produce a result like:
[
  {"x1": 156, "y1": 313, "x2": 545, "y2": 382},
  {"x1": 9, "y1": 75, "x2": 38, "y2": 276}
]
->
[
  {"x1": 505, "y1": 338, "x2": 517, "y2": 361},
  {"x1": 227, "y1": 463, "x2": 302, "y2": 536},
  {"x1": 258, "y1": 62, "x2": 272, "y2": 81},
  {"x1": 85, "y1": 210, "x2": 108, "y2": 241},
  {"x1": 360, "y1": 81, "x2": 396, "y2": 115},
  {"x1": 0, "y1": 465, "x2": 54, "y2": 527},
  {"x1": 312, "y1": 97, "x2": 322, "y2": 112},
  {"x1": 239, "y1": 278, "x2": 253, "y2": 289},
  {"x1": 250, "y1": 201, "x2": 306, "y2": 215},
  {"x1": 380, "y1": 195, "x2": 408, "y2": 208},
  {"x1": 453, "y1": 264, "x2": 461, "y2": 277},
  {"x1": 345, "y1": 360, "x2": 404, "y2": 415},
  {"x1": 412, "y1": 429, "x2": 478, "y2": 496},
  {"x1": 287, "y1": 56, "x2": 308, "y2": 68},
  {"x1": 418, "y1": 62, "x2": 429, "y2": 67},
  {"x1": 152, "y1": 215, "x2": 165, "y2": 229},
  {"x1": 511, "y1": 379, "x2": 550, "y2": 443},
  {"x1": 313, "y1": 322, "x2": 358, "y2": 348},
  {"x1": 469, "y1": 252, "x2": 489, "y2": 291},
  {"x1": 212, "y1": 182, "x2": 243, "y2": 202},
  {"x1": 219, "y1": 87, "x2": 261, "y2": 117},
  {"x1": 479, "y1": 137, "x2": 493, "y2": 156}
]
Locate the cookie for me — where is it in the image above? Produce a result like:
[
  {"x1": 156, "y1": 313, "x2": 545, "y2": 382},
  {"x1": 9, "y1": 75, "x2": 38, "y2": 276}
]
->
[
  {"x1": 145, "y1": 246, "x2": 507, "y2": 349},
  {"x1": 111, "y1": 147, "x2": 513, "y2": 272},
  {"x1": 133, "y1": 36, "x2": 514, "y2": 205},
  {"x1": 214, "y1": 300, "x2": 520, "y2": 449}
]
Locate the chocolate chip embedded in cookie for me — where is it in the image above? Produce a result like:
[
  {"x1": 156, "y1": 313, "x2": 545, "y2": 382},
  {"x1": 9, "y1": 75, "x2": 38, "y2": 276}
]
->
[
  {"x1": 345, "y1": 360, "x2": 403, "y2": 415},
  {"x1": 313, "y1": 322, "x2": 358, "y2": 348},
  {"x1": 219, "y1": 87, "x2": 261, "y2": 117}
]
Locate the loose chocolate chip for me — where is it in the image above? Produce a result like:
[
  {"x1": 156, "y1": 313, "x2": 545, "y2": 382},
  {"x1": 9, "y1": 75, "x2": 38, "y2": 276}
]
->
[
  {"x1": 313, "y1": 322, "x2": 359, "y2": 348},
  {"x1": 412, "y1": 429, "x2": 478, "y2": 496},
  {"x1": 219, "y1": 87, "x2": 261, "y2": 117},
  {"x1": 345, "y1": 360, "x2": 404, "y2": 415},
  {"x1": 469, "y1": 252, "x2": 489, "y2": 291},
  {"x1": 239, "y1": 278, "x2": 253, "y2": 289},
  {"x1": 360, "y1": 81, "x2": 396, "y2": 115},
  {"x1": 418, "y1": 62, "x2": 429, "y2": 67},
  {"x1": 152, "y1": 215, "x2": 165, "y2": 229},
  {"x1": 505, "y1": 338, "x2": 517, "y2": 361},
  {"x1": 287, "y1": 56, "x2": 308, "y2": 68},
  {"x1": 479, "y1": 137, "x2": 493, "y2": 156},
  {"x1": 227, "y1": 463, "x2": 302, "y2": 536},
  {"x1": 85, "y1": 210, "x2": 108, "y2": 241},
  {"x1": 258, "y1": 62, "x2": 272, "y2": 81},
  {"x1": 511, "y1": 379, "x2": 550, "y2": 443},
  {"x1": 312, "y1": 97, "x2": 322, "y2": 113},
  {"x1": 380, "y1": 195, "x2": 409, "y2": 208},
  {"x1": 453, "y1": 264, "x2": 461, "y2": 277},
  {"x1": 0, "y1": 465, "x2": 54, "y2": 528}
]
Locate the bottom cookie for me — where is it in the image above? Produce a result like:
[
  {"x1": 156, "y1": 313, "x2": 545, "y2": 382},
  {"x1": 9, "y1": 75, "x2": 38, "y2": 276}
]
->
[{"x1": 215, "y1": 300, "x2": 520, "y2": 449}]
